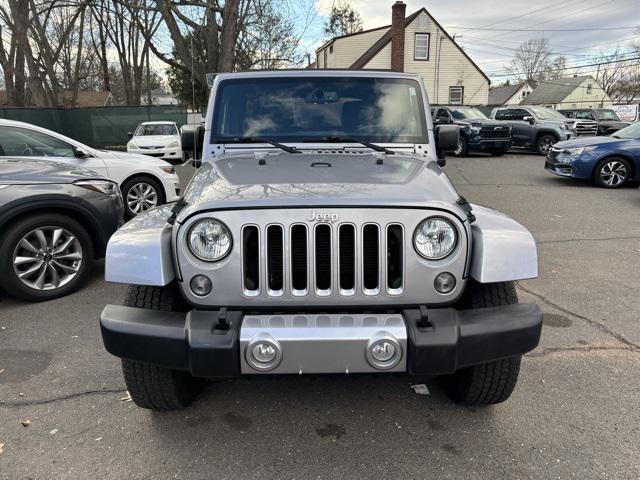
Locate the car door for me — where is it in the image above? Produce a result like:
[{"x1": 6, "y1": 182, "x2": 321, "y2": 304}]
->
[
  {"x1": 0, "y1": 126, "x2": 108, "y2": 176},
  {"x1": 497, "y1": 108, "x2": 533, "y2": 146}
]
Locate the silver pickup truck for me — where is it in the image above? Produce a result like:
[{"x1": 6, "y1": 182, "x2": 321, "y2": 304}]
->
[{"x1": 100, "y1": 70, "x2": 542, "y2": 411}]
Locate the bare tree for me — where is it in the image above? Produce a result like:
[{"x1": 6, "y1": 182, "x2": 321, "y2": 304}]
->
[
  {"x1": 507, "y1": 38, "x2": 552, "y2": 82},
  {"x1": 594, "y1": 48, "x2": 640, "y2": 103},
  {"x1": 324, "y1": 0, "x2": 363, "y2": 38}
]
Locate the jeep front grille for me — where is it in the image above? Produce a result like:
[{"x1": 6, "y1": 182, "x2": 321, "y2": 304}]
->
[{"x1": 241, "y1": 222, "x2": 404, "y2": 297}]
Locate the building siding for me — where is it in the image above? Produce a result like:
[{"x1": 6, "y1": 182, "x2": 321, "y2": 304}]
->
[
  {"x1": 508, "y1": 84, "x2": 534, "y2": 105},
  {"x1": 556, "y1": 78, "x2": 612, "y2": 109},
  {"x1": 319, "y1": 28, "x2": 389, "y2": 69}
]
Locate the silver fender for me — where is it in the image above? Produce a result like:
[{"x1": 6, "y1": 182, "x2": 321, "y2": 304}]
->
[
  {"x1": 469, "y1": 204, "x2": 538, "y2": 283},
  {"x1": 105, "y1": 206, "x2": 176, "y2": 286}
]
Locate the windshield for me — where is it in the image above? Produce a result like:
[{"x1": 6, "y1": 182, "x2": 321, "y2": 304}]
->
[
  {"x1": 530, "y1": 106, "x2": 567, "y2": 121},
  {"x1": 449, "y1": 107, "x2": 487, "y2": 120},
  {"x1": 135, "y1": 124, "x2": 178, "y2": 136},
  {"x1": 211, "y1": 77, "x2": 427, "y2": 144},
  {"x1": 596, "y1": 109, "x2": 621, "y2": 121},
  {"x1": 612, "y1": 122, "x2": 640, "y2": 139}
]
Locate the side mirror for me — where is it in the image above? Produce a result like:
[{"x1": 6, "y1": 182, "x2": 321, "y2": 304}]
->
[
  {"x1": 74, "y1": 147, "x2": 91, "y2": 159},
  {"x1": 434, "y1": 125, "x2": 459, "y2": 167},
  {"x1": 523, "y1": 116, "x2": 535, "y2": 125},
  {"x1": 436, "y1": 115, "x2": 450, "y2": 125},
  {"x1": 181, "y1": 125, "x2": 205, "y2": 167}
]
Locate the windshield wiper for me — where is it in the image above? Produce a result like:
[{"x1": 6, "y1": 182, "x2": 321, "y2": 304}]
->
[
  {"x1": 303, "y1": 136, "x2": 395, "y2": 154},
  {"x1": 221, "y1": 136, "x2": 300, "y2": 154}
]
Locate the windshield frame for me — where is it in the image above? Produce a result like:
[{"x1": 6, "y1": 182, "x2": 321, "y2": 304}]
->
[
  {"x1": 134, "y1": 123, "x2": 178, "y2": 136},
  {"x1": 595, "y1": 109, "x2": 621, "y2": 121},
  {"x1": 530, "y1": 106, "x2": 567, "y2": 121},
  {"x1": 448, "y1": 107, "x2": 488, "y2": 120},
  {"x1": 210, "y1": 76, "x2": 429, "y2": 145}
]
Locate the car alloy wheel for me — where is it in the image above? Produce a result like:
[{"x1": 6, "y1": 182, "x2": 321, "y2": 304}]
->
[
  {"x1": 12, "y1": 226, "x2": 83, "y2": 291},
  {"x1": 600, "y1": 160, "x2": 627, "y2": 187},
  {"x1": 537, "y1": 137, "x2": 554, "y2": 155},
  {"x1": 127, "y1": 182, "x2": 159, "y2": 214}
]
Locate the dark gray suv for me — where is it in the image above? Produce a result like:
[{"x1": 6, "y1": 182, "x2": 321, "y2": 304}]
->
[{"x1": 0, "y1": 159, "x2": 124, "y2": 301}]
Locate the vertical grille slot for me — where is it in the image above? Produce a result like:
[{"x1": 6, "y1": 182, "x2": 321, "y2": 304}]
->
[
  {"x1": 290, "y1": 225, "x2": 308, "y2": 293},
  {"x1": 315, "y1": 224, "x2": 332, "y2": 293},
  {"x1": 242, "y1": 226, "x2": 260, "y2": 293},
  {"x1": 387, "y1": 225, "x2": 403, "y2": 293},
  {"x1": 267, "y1": 225, "x2": 283, "y2": 293},
  {"x1": 362, "y1": 224, "x2": 379, "y2": 293},
  {"x1": 339, "y1": 224, "x2": 356, "y2": 293}
]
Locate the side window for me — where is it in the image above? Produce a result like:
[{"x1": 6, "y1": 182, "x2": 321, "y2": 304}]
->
[
  {"x1": 509, "y1": 109, "x2": 529, "y2": 121},
  {"x1": 0, "y1": 126, "x2": 76, "y2": 158},
  {"x1": 494, "y1": 109, "x2": 509, "y2": 120}
]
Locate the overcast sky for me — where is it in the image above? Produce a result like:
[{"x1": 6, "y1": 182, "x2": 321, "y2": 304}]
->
[{"x1": 304, "y1": 0, "x2": 640, "y2": 82}]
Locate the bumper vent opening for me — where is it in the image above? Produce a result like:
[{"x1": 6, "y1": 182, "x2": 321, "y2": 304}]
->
[
  {"x1": 363, "y1": 224, "x2": 379, "y2": 293},
  {"x1": 291, "y1": 224, "x2": 308, "y2": 292},
  {"x1": 267, "y1": 225, "x2": 284, "y2": 293},
  {"x1": 339, "y1": 224, "x2": 356, "y2": 293},
  {"x1": 242, "y1": 226, "x2": 260, "y2": 293},
  {"x1": 315, "y1": 224, "x2": 332, "y2": 293},
  {"x1": 387, "y1": 225, "x2": 403, "y2": 292}
]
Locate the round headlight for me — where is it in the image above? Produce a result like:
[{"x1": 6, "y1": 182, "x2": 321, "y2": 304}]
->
[
  {"x1": 413, "y1": 217, "x2": 457, "y2": 260},
  {"x1": 188, "y1": 219, "x2": 232, "y2": 261}
]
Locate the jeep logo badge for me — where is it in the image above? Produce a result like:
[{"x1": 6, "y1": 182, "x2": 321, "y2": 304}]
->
[{"x1": 307, "y1": 212, "x2": 339, "y2": 223}]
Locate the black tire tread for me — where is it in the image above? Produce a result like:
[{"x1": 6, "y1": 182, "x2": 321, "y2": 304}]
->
[{"x1": 121, "y1": 284, "x2": 199, "y2": 411}]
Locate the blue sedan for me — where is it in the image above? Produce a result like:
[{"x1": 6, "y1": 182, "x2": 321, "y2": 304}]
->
[{"x1": 545, "y1": 122, "x2": 640, "y2": 188}]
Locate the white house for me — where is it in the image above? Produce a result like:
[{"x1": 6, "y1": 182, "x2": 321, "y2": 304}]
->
[
  {"x1": 520, "y1": 76, "x2": 612, "y2": 109},
  {"x1": 315, "y1": 2, "x2": 490, "y2": 106},
  {"x1": 488, "y1": 82, "x2": 536, "y2": 106}
]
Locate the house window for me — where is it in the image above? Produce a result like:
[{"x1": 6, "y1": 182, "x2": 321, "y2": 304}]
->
[
  {"x1": 414, "y1": 33, "x2": 430, "y2": 60},
  {"x1": 449, "y1": 86, "x2": 464, "y2": 105},
  {"x1": 587, "y1": 83, "x2": 593, "y2": 94}
]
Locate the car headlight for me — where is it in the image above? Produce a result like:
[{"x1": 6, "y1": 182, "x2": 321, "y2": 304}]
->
[
  {"x1": 188, "y1": 219, "x2": 232, "y2": 261},
  {"x1": 470, "y1": 125, "x2": 481, "y2": 134},
  {"x1": 167, "y1": 140, "x2": 180, "y2": 148},
  {"x1": 127, "y1": 140, "x2": 138, "y2": 149},
  {"x1": 74, "y1": 180, "x2": 120, "y2": 196},
  {"x1": 413, "y1": 217, "x2": 457, "y2": 260},
  {"x1": 563, "y1": 147, "x2": 584, "y2": 156},
  {"x1": 160, "y1": 166, "x2": 175, "y2": 174}
]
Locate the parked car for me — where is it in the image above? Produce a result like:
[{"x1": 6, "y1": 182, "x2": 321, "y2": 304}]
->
[
  {"x1": 0, "y1": 159, "x2": 123, "y2": 301},
  {"x1": 100, "y1": 70, "x2": 542, "y2": 412},
  {"x1": 432, "y1": 106, "x2": 512, "y2": 156},
  {"x1": 545, "y1": 121, "x2": 640, "y2": 188},
  {"x1": 558, "y1": 108, "x2": 630, "y2": 136},
  {"x1": 490, "y1": 106, "x2": 598, "y2": 155},
  {"x1": 0, "y1": 119, "x2": 180, "y2": 218},
  {"x1": 127, "y1": 121, "x2": 183, "y2": 164}
]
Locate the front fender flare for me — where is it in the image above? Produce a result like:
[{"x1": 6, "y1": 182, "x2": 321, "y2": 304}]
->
[
  {"x1": 105, "y1": 205, "x2": 176, "y2": 286},
  {"x1": 469, "y1": 204, "x2": 538, "y2": 283}
]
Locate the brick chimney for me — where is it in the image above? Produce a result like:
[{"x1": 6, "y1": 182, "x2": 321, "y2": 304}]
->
[{"x1": 391, "y1": 1, "x2": 406, "y2": 72}]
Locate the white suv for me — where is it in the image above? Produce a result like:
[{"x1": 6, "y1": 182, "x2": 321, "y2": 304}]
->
[
  {"x1": 127, "y1": 121, "x2": 182, "y2": 163},
  {"x1": 0, "y1": 119, "x2": 180, "y2": 218}
]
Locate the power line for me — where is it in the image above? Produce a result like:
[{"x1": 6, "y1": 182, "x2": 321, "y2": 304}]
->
[
  {"x1": 447, "y1": 26, "x2": 637, "y2": 32},
  {"x1": 486, "y1": 55, "x2": 640, "y2": 78}
]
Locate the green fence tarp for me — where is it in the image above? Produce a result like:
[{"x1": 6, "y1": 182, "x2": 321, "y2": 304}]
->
[{"x1": 0, "y1": 105, "x2": 188, "y2": 149}]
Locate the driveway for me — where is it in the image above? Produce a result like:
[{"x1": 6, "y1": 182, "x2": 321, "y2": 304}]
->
[{"x1": 1, "y1": 153, "x2": 639, "y2": 479}]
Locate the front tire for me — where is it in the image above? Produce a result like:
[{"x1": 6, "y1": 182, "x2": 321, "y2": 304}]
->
[
  {"x1": 121, "y1": 176, "x2": 164, "y2": 219},
  {"x1": 439, "y1": 281, "x2": 522, "y2": 405},
  {"x1": 121, "y1": 284, "x2": 203, "y2": 411},
  {"x1": 594, "y1": 157, "x2": 631, "y2": 188},
  {"x1": 453, "y1": 136, "x2": 468, "y2": 157},
  {"x1": 536, "y1": 134, "x2": 557, "y2": 155},
  {"x1": 0, "y1": 214, "x2": 93, "y2": 302}
]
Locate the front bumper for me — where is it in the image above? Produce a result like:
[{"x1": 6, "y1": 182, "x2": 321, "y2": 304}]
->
[
  {"x1": 468, "y1": 138, "x2": 511, "y2": 152},
  {"x1": 545, "y1": 160, "x2": 577, "y2": 177},
  {"x1": 100, "y1": 303, "x2": 542, "y2": 377}
]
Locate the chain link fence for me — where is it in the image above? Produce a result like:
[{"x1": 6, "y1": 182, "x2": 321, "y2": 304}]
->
[{"x1": 0, "y1": 105, "x2": 189, "y2": 149}]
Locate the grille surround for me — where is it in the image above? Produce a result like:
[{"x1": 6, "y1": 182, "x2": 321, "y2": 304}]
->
[{"x1": 177, "y1": 209, "x2": 468, "y2": 307}]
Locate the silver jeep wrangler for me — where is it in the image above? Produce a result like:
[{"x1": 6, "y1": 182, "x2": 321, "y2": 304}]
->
[{"x1": 100, "y1": 70, "x2": 542, "y2": 411}]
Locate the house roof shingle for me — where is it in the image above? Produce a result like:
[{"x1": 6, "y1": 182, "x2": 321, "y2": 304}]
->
[
  {"x1": 488, "y1": 84, "x2": 521, "y2": 105},
  {"x1": 520, "y1": 76, "x2": 593, "y2": 105}
]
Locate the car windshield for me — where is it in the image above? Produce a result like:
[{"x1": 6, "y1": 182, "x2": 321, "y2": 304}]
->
[
  {"x1": 596, "y1": 110, "x2": 621, "y2": 121},
  {"x1": 449, "y1": 107, "x2": 487, "y2": 120},
  {"x1": 135, "y1": 124, "x2": 177, "y2": 136},
  {"x1": 612, "y1": 122, "x2": 640, "y2": 139},
  {"x1": 530, "y1": 106, "x2": 567, "y2": 121},
  {"x1": 211, "y1": 76, "x2": 427, "y2": 144}
]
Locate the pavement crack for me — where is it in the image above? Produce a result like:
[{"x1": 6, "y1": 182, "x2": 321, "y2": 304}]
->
[
  {"x1": 538, "y1": 235, "x2": 640, "y2": 245},
  {"x1": 527, "y1": 345, "x2": 638, "y2": 358},
  {"x1": 517, "y1": 283, "x2": 640, "y2": 351},
  {"x1": 0, "y1": 389, "x2": 126, "y2": 408},
  {"x1": 454, "y1": 165, "x2": 474, "y2": 185}
]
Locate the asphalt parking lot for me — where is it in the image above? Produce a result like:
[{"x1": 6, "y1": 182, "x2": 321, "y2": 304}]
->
[{"x1": 1, "y1": 153, "x2": 639, "y2": 479}]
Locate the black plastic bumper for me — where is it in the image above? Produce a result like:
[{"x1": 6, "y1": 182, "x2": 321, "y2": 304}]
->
[
  {"x1": 469, "y1": 140, "x2": 511, "y2": 152},
  {"x1": 100, "y1": 303, "x2": 542, "y2": 377}
]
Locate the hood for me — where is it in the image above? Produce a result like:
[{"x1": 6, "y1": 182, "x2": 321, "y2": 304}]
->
[
  {"x1": 555, "y1": 136, "x2": 626, "y2": 149},
  {"x1": 0, "y1": 158, "x2": 104, "y2": 184},
  {"x1": 598, "y1": 120, "x2": 630, "y2": 129},
  {"x1": 132, "y1": 135, "x2": 178, "y2": 147},
  {"x1": 177, "y1": 151, "x2": 463, "y2": 222},
  {"x1": 96, "y1": 149, "x2": 172, "y2": 166},
  {"x1": 456, "y1": 118, "x2": 505, "y2": 127}
]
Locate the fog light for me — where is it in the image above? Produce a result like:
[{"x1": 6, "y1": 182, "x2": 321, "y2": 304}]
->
[
  {"x1": 245, "y1": 335, "x2": 282, "y2": 371},
  {"x1": 434, "y1": 272, "x2": 456, "y2": 294},
  {"x1": 366, "y1": 334, "x2": 402, "y2": 370},
  {"x1": 190, "y1": 275, "x2": 212, "y2": 296}
]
